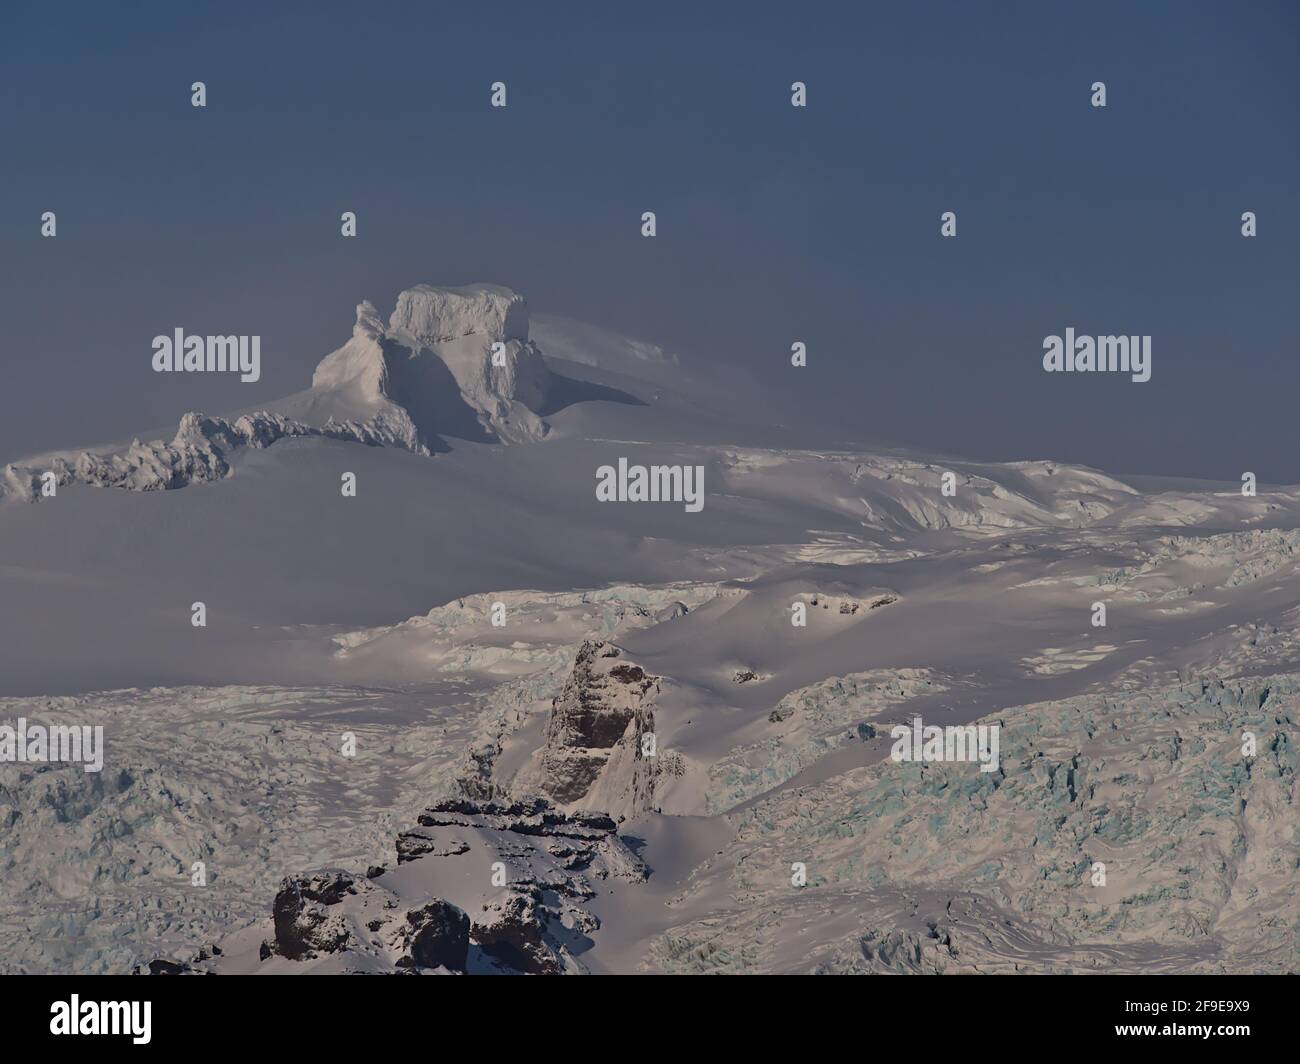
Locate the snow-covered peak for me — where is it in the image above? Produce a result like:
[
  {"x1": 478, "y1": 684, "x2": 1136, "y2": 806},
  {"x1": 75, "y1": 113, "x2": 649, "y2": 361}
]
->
[
  {"x1": 309, "y1": 301, "x2": 391, "y2": 401},
  {"x1": 353, "y1": 299, "x2": 387, "y2": 341},
  {"x1": 387, "y1": 284, "x2": 529, "y2": 350},
  {"x1": 300, "y1": 284, "x2": 551, "y2": 447}
]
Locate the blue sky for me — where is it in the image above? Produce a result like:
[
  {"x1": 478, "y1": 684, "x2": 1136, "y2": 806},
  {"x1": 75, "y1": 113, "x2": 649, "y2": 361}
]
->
[{"x1": 1, "y1": 0, "x2": 1297, "y2": 477}]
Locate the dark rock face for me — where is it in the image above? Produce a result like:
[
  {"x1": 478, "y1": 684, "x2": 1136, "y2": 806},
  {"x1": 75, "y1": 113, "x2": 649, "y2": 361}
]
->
[
  {"x1": 405, "y1": 900, "x2": 471, "y2": 972},
  {"x1": 133, "y1": 941, "x2": 223, "y2": 975},
  {"x1": 271, "y1": 870, "x2": 360, "y2": 960},
  {"x1": 473, "y1": 889, "x2": 564, "y2": 975},
  {"x1": 538, "y1": 640, "x2": 659, "y2": 815},
  {"x1": 414, "y1": 797, "x2": 638, "y2": 876},
  {"x1": 137, "y1": 958, "x2": 191, "y2": 975},
  {"x1": 546, "y1": 643, "x2": 654, "y2": 749},
  {"x1": 396, "y1": 828, "x2": 470, "y2": 864}
]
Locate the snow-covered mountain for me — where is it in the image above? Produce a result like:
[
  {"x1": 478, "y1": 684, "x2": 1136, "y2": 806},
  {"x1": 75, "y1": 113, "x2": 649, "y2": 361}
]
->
[
  {"x1": 0, "y1": 284, "x2": 552, "y2": 503},
  {"x1": 296, "y1": 283, "x2": 553, "y2": 448},
  {"x1": 1, "y1": 284, "x2": 1297, "y2": 975}
]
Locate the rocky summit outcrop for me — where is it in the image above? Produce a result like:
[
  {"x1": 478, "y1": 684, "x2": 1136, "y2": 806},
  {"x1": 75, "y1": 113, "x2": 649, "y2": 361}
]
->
[
  {"x1": 270, "y1": 869, "x2": 366, "y2": 961},
  {"x1": 401, "y1": 796, "x2": 646, "y2": 973},
  {"x1": 172, "y1": 795, "x2": 647, "y2": 974},
  {"x1": 531, "y1": 641, "x2": 660, "y2": 820},
  {"x1": 255, "y1": 866, "x2": 474, "y2": 973},
  {"x1": 401, "y1": 900, "x2": 471, "y2": 972}
]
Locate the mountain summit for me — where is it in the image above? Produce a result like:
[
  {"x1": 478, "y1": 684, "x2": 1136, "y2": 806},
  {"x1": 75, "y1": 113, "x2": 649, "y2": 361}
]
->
[
  {"x1": 0, "y1": 284, "x2": 561, "y2": 501},
  {"x1": 294, "y1": 283, "x2": 553, "y2": 450}
]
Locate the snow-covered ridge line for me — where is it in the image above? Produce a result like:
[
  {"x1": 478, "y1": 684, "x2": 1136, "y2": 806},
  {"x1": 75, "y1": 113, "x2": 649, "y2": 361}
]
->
[{"x1": 0, "y1": 408, "x2": 425, "y2": 503}]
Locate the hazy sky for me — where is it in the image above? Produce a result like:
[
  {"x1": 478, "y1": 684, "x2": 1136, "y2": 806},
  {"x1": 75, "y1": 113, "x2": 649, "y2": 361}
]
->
[{"x1": 1, "y1": 0, "x2": 1297, "y2": 478}]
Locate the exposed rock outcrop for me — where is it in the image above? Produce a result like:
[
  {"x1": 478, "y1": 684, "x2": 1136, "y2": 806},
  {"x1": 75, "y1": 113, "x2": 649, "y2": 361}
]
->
[
  {"x1": 402, "y1": 797, "x2": 646, "y2": 974},
  {"x1": 271, "y1": 870, "x2": 364, "y2": 960},
  {"x1": 530, "y1": 641, "x2": 660, "y2": 820},
  {"x1": 402, "y1": 900, "x2": 471, "y2": 972},
  {"x1": 189, "y1": 796, "x2": 648, "y2": 974},
  {"x1": 411, "y1": 796, "x2": 648, "y2": 883}
]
